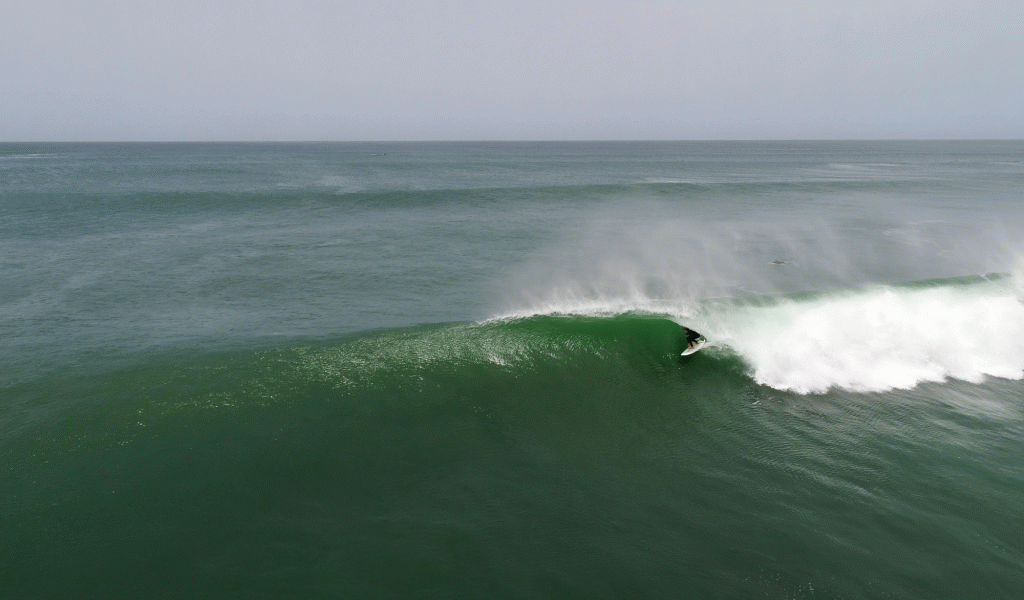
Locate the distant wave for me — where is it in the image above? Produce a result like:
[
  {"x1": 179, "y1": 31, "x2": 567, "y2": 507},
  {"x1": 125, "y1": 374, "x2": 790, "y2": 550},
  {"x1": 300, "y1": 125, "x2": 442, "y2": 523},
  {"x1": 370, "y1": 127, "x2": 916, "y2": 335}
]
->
[
  {"x1": 0, "y1": 154, "x2": 56, "y2": 160},
  {"x1": 313, "y1": 178, "x2": 932, "y2": 206}
]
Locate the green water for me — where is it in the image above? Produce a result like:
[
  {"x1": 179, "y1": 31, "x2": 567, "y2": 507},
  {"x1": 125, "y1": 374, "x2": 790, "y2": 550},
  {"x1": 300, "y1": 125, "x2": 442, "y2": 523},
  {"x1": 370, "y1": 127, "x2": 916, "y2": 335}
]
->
[{"x1": 3, "y1": 142, "x2": 1024, "y2": 598}]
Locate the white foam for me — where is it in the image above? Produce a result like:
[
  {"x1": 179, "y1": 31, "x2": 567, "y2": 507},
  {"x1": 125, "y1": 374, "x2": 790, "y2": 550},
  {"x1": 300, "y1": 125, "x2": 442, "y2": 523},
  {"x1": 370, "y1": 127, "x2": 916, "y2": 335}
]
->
[
  {"x1": 489, "y1": 293, "x2": 697, "y2": 322},
  {"x1": 709, "y1": 284, "x2": 1024, "y2": 393},
  {"x1": 0, "y1": 154, "x2": 54, "y2": 160}
]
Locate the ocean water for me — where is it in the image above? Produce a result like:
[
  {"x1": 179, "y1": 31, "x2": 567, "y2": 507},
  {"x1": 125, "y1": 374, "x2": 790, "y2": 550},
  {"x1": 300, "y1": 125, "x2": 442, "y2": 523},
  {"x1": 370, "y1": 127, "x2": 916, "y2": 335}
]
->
[{"x1": 2, "y1": 141, "x2": 1024, "y2": 598}]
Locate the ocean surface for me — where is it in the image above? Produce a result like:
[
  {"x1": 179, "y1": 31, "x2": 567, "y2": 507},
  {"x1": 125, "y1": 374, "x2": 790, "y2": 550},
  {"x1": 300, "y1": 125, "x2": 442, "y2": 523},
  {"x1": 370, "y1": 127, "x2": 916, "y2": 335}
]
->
[{"x1": 3, "y1": 141, "x2": 1024, "y2": 599}]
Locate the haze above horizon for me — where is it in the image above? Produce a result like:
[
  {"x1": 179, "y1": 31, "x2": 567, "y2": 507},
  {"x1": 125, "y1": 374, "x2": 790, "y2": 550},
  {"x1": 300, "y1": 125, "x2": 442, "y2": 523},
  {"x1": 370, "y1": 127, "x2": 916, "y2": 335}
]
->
[{"x1": 3, "y1": 1, "x2": 1022, "y2": 142}]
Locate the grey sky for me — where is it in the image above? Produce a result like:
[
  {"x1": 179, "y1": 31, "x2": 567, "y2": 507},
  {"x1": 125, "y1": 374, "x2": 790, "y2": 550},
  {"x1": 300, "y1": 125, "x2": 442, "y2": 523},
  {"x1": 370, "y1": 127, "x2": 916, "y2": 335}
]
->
[{"x1": 2, "y1": 0, "x2": 1022, "y2": 141}]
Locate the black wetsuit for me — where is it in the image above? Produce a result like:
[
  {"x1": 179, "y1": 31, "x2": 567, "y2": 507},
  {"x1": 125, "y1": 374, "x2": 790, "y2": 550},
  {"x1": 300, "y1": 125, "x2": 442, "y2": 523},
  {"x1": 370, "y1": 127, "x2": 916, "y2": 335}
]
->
[{"x1": 682, "y1": 327, "x2": 702, "y2": 345}]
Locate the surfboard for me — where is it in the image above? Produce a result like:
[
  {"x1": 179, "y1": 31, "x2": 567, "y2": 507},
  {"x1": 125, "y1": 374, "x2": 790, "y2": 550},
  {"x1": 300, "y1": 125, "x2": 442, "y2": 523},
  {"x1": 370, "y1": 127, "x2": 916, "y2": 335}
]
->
[{"x1": 680, "y1": 327, "x2": 706, "y2": 356}]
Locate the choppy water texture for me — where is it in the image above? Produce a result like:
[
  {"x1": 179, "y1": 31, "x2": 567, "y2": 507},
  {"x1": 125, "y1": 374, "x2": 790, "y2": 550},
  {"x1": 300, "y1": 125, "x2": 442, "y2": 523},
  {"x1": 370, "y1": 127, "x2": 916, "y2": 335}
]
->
[{"x1": 3, "y1": 141, "x2": 1024, "y2": 599}]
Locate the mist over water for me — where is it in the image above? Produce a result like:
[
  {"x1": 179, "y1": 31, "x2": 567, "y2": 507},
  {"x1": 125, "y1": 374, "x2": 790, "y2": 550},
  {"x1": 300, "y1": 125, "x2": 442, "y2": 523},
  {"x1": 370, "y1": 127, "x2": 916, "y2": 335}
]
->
[
  {"x1": 502, "y1": 215, "x2": 1024, "y2": 393},
  {"x1": 500, "y1": 182, "x2": 1024, "y2": 308},
  {"x1": 494, "y1": 181, "x2": 1024, "y2": 394}
]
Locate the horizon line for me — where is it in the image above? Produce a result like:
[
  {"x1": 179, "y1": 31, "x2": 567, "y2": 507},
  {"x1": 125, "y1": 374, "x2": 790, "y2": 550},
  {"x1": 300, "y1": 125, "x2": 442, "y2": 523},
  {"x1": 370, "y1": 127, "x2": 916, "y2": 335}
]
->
[{"x1": 3, "y1": 138, "x2": 1023, "y2": 144}]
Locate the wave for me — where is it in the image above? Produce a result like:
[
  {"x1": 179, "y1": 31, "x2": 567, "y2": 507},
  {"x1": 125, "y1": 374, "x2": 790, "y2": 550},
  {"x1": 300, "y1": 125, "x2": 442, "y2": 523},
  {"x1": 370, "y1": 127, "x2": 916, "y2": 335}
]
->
[
  {"x1": 490, "y1": 273, "x2": 1024, "y2": 395},
  {"x1": 327, "y1": 178, "x2": 924, "y2": 206},
  {"x1": 234, "y1": 273, "x2": 1023, "y2": 407},
  {"x1": 0, "y1": 154, "x2": 56, "y2": 160},
  {"x1": 254, "y1": 314, "x2": 696, "y2": 399},
  {"x1": 0, "y1": 314, "x2": 706, "y2": 443},
  {"x1": 127, "y1": 275, "x2": 1024, "y2": 406},
  {"x1": 5, "y1": 274, "x2": 1021, "y2": 447}
]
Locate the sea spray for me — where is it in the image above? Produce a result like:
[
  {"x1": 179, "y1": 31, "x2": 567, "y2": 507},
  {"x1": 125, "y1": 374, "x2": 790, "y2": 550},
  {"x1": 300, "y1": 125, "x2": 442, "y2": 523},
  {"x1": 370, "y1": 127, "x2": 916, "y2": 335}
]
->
[{"x1": 500, "y1": 210, "x2": 858, "y2": 310}]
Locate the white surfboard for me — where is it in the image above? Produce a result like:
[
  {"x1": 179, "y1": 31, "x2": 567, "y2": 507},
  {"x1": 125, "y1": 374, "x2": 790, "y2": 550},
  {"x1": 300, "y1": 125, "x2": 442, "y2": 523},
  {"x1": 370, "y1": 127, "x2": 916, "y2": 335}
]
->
[{"x1": 681, "y1": 337, "x2": 706, "y2": 356}]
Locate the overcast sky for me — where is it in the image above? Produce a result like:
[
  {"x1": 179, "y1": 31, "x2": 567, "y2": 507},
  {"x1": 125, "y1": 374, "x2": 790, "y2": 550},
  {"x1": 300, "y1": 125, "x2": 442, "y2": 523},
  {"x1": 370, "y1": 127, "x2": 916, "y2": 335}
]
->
[{"x1": 2, "y1": 0, "x2": 1022, "y2": 141}]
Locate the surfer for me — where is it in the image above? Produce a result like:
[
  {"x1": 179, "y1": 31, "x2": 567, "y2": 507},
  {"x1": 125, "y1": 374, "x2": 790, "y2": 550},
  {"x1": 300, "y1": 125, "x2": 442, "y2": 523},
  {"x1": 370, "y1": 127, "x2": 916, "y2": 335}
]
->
[{"x1": 681, "y1": 326, "x2": 703, "y2": 351}]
